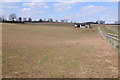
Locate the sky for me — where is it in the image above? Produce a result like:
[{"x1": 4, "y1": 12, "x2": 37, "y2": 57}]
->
[{"x1": 1, "y1": 1, "x2": 118, "y2": 23}]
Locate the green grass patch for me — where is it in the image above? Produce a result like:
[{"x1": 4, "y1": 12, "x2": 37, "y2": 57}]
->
[{"x1": 101, "y1": 26, "x2": 118, "y2": 35}]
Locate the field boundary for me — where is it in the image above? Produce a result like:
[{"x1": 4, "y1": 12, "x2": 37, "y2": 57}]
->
[
  {"x1": 97, "y1": 25, "x2": 119, "y2": 50},
  {"x1": 97, "y1": 26, "x2": 106, "y2": 39}
]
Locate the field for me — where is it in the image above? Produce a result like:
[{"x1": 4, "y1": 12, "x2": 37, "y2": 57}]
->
[
  {"x1": 107, "y1": 25, "x2": 118, "y2": 31},
  {"x1": 100, "y1": 24, "x2": 118, "y2": 34},
  {"x1": 2, "y1": 23, "x2": 118, "y2": 78}
]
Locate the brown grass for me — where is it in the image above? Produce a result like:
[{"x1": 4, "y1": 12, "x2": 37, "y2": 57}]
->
[{"x1": 2, "y1": 23, "x2": 118, "y2": 78}]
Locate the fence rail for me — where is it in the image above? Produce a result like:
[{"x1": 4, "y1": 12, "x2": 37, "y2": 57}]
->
[
  {"x1": 106, "y1": 33, "x2": 119, "y2": 49},
  {"x1": 97, "y1": 26, "x2": 119, "y2": 50}
]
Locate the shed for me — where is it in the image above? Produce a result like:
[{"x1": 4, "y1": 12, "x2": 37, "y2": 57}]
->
[{"x1": 74, "y1": 23, "x2": 91, "y2": 28}]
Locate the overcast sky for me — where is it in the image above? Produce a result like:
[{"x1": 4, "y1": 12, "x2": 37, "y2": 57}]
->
[{"x1": 1, "y1": 1, "x2": 118, "y2": 23}]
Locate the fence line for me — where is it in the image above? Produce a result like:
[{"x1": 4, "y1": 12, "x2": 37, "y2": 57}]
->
[
  {"x1": 106, "y1": 33, "x2": 119, "y2": 49},
  {"x1": 97, "y1": 26, "x2": 119, "y2": 50},
  {"x1": 97, "y1": 26, "x2": 107, "y2": 39}
]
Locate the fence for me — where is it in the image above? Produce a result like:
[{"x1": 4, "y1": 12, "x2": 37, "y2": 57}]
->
[
  {"x1": 97, "y1": 26, "x2": 106, "y2": 39},
  {"x1": 97, "y1": 26, "x2": 120, "y2": 51},
  {"x1": 106, "y1": 33, "x2": 119, "y2": 49}
]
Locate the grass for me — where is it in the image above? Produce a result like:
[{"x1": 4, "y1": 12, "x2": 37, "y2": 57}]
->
[
  {"x1": 107, "y1": 25, "x2": 118, "y2": 30},
  {"x1": 100, "y1": 25, "x2": 120, "y2": 36},
  {"x1": 2, "y1": 23, "x2": 118, "y2": 78},
  {"x1": 100, "y1": 26, "x2": 118, "y2": 34}
]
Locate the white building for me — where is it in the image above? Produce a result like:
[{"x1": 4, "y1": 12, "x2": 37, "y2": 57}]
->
[{"x1": 74, "y1": 23, "x2": 91, "y2": 28}]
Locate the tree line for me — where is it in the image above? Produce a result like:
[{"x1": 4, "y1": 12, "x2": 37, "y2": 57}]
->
[
  {"x1": 0, "y1": 13, "x2": 106, "y2": 24},
  {"x1": 0, "y1": 13, "x2": 74, "y2": 23}
]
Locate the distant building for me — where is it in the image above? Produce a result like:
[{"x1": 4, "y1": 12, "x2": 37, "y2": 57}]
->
[
  {"x1": 98, "y1": 20, "x2": 105, "y2": 24},
  {"x1": 74, "y1": 23, "x2": 91, "y2": 28}
]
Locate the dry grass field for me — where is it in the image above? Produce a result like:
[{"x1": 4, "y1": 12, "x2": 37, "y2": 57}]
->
[
  {"x1": 2, "y1": 23, "x2": 118, "y2": 78},
  {"x1": 100, "y1": 25, "x2": 118, "y2": 35}
]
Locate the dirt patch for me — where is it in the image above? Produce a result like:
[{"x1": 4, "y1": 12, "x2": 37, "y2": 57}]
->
[{"x1": 2, "y1": 23, "x2": 118, "y2": 78}]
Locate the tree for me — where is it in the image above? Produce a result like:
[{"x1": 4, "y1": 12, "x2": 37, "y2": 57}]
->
[
  {"x1": 96, "y1": 21, "x2": 99, "y2": 24},
  {"x1": 64, "y1": 19, "x2": 68, "y2": 23},
  {"x1": 61, "y1": 20, "x2": 64, "y2": 23},
  {"x1": 23, "y1": 17, "x2": 27, "y2": 22},
  {"x1": 18, "y1": 17, "x2": 22, "y2": 22},
  {"x1": 48, "y1": 18, "x2": 53, "y2": 22},
  {"x1": 9, "y1": 13, "x2": 17, "y2": 21},
  {"x1": 44, "y1": 19, "x2": 46, "y2": 22},
  {"x1": 0, "y1": 18, "x2": 2, "y2": 22},
  {"x1": 39, "y1": 19, "x2": 43, "y2": 22},
  {"x1": 115, "y1": 21, "x2": 118, "y2": 24},
  {"x1": 99, "y1": 20, "x2": 105, "y2": 24},
  {"x1": 0, "y1": 15, "x2": 5, "y2": 22},
  {"x1": 55, "y1": 20, "x2": 58, "y2": 22},
  {"x1": 47, "y1": 20, "x2": 49, "y2": 22},
  {"x1": 28, "y1": 18, "x2": 32, "y2": 22}
]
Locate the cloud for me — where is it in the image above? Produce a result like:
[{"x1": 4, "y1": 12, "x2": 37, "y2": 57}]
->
[
  {"x1": 2, "y1": 0, "x2": 44, "y2": 2},
  {"x1": 108, "y1": 0, "x2": 119, "y2": 2},
  {"x1": 23, "y1": 2, "x2": 49, "y2": 9},
  {"x1": 0, "y1": 10, "x2": 6, "y2": 15},
  {"x1": 2, "y1": 0, "x2": 20, "y2": 2},
  {"x1": 21, "y1": 8, "x2": 32, "y2": 11},
  {"x1": 1, "y1": 2, "x2": 18, "y2": 17},
  {"x1": 70, "y1": 0, "x2": 119, "y2": 2},
  {"x1": 65, "y1": 5, "x2": 109, "y2": 22},
  {"x1": 80, "y1": 5, "x2": 108, "y2": 14},
  {"x1": 71, "y1": 0, "x2": 96, "y2": 2},
  {"x1": 2, "y1": 5, "x2": 18, "y2": 9},
  {"x1": 21, "y1": 8, "x2": 44, "y2": 14},
  {"x1": 2, "y1": 0, "x2": 120, "y2": 2},
  {"x1": 30, "y1": 0, "x2": 44, "y2": 2},
  {"x1": 2, "y1": 0, "x2": 119, "y2": 2},
  {"x1": 1, "y1": 3, "x2": 18, "y2": 9},
  {"x1": 20, "y1": 8, "x2": 44, "y2": 18},
  {"x1": 53, "y1": 2, "x2": 76, "y2": 12},
  {"x1": 66, "y1": 4, "x2": 117, "y2": 23}
]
